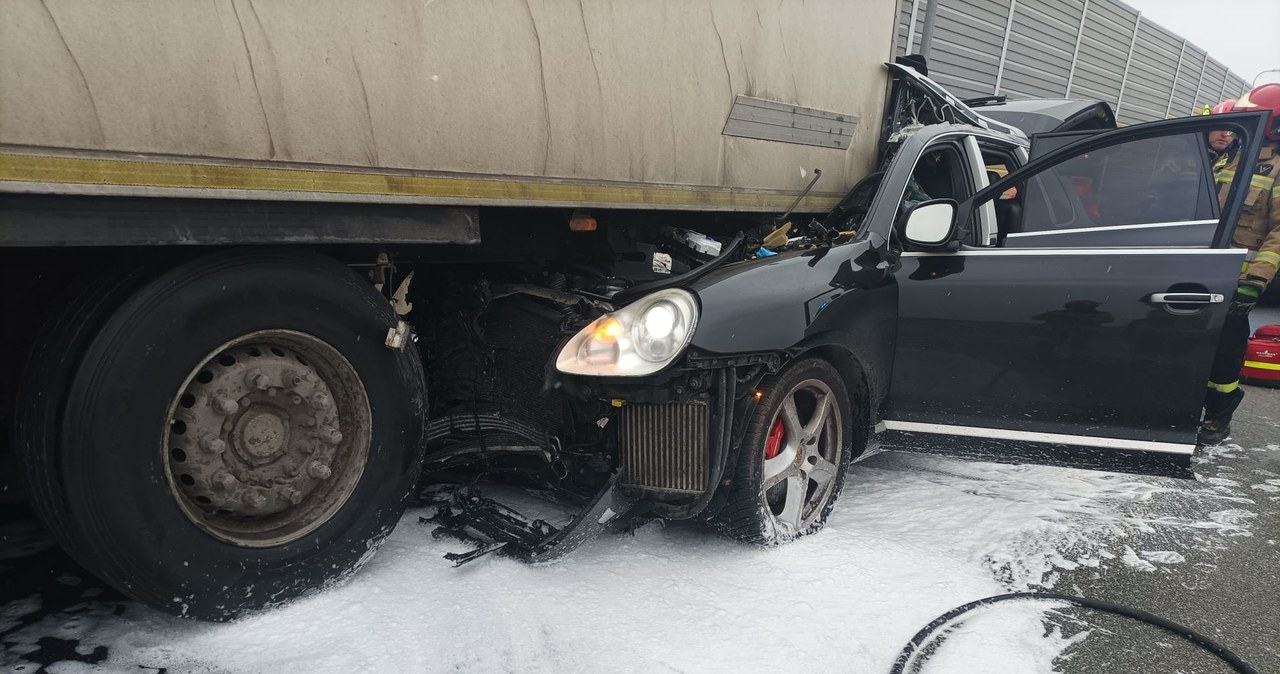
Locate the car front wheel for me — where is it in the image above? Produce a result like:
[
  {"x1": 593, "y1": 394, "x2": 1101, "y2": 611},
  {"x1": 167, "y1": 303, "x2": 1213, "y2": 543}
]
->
[{"x1": 709, "y1": 357, "x2": 854, "y2": 545}]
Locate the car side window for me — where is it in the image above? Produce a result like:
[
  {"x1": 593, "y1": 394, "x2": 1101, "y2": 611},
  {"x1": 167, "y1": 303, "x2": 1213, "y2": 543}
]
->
[
  {"x1": 894, "y1": 144, "x2": 974, "y2": 249},
  {"x1": 900, "y1": 145, "x2": 969, "y2": 211},
  {"x1": 981, "y1": 147, "x2": 1022, "y2": 242},
  {"x1": 992, "y1": 131, "x2": 1220, "y2": 247}
]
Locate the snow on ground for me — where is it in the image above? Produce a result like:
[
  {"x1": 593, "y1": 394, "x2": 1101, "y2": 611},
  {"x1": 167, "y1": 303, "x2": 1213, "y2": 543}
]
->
[{"x1": 1, "y1": 446, "x2": 1268, "y2": 674}]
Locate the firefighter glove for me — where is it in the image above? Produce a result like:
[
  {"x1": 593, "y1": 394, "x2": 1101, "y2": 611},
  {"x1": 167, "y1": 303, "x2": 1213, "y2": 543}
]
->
[{"x1": 1228, "y1": 284, "x2": 1260, "y2": 317}]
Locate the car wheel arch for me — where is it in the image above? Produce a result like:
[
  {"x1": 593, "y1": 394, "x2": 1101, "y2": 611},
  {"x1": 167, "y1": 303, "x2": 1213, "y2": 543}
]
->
[{"x1": 780, "y1": 342, "x2": 874, "y2": 460}]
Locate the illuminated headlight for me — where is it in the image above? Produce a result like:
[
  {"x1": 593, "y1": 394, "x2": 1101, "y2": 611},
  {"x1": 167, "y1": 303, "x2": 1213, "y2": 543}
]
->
[{"x1": 555, "y1": 289, "x2": 699, "y2": 376}]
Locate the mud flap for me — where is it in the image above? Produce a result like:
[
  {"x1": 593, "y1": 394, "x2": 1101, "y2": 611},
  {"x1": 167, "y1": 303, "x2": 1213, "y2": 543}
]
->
[{"x1": 424, "y1": 470, "x2": 637, "y2": 566}]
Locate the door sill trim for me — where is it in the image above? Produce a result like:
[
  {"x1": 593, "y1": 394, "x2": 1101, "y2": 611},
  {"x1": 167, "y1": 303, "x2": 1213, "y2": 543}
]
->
[{"x1": 879, "y1": 420, "x2": 1194, "y2": 455}]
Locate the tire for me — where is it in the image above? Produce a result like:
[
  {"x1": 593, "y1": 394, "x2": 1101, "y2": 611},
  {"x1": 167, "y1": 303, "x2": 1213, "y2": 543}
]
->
[
  {"x1": 709, "y1": 358, "x2": 855, "y2": 545},
  {"x1": 15, "y1": 261, "x2": 165, "y2": 565},
  {"x1": 15, "y1": 249, "x2": 426, "y2": 620}
]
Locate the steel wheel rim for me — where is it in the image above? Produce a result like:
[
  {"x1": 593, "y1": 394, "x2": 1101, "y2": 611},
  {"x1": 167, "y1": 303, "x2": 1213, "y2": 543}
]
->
[
  {"x1": 162, "y1": 329, "x2": 372, "y2": 547},
  {"x1": 761, "y1": 378, "x2": 843, "y2": 534}
]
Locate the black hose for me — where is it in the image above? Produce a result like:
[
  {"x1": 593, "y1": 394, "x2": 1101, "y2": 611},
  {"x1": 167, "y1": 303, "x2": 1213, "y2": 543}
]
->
[{"x1": 890, "y1": 592, "x2": 1257, "y2": 674}]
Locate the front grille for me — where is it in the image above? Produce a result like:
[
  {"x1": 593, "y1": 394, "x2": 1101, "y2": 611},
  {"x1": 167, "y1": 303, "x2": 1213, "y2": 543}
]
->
[{"x1": 618, "y1": 401, "x2": 710, "y2": 494}]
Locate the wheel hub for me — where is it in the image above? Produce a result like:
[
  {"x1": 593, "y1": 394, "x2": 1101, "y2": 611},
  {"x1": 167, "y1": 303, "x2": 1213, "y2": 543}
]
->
[
  {"x1": 233, "y1": 407, "x2": 290, "y2": 462},
  {"x1": 163, "y1": 331, "x2": 370, "y2": 547}
]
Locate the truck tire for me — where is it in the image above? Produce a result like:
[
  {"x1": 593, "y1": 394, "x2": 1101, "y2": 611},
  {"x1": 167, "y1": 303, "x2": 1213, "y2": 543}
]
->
[
  {"x1": 708, "y1": 358, "x2": 854, "y2": 545},
  {"x1": 15, "y1": 249, "x2": 426, "y2": 620},
  {"x1": 15, "y1": 262, "x2": 163, "y2": 566}
]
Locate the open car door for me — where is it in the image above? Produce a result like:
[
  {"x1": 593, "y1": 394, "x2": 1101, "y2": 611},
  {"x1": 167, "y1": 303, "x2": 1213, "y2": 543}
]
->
[{"x1": 879, "y1": 110, "x2": 1271, "y2": 476}]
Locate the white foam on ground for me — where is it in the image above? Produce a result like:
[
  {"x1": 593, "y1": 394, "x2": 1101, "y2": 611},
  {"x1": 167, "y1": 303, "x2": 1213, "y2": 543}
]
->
[
  {"x1": 2, "y1": 447, "x2": 1266, "y2": 673},
  {"x1": 1139, "y1": 551, "x2": 1186, "y2": 565}
]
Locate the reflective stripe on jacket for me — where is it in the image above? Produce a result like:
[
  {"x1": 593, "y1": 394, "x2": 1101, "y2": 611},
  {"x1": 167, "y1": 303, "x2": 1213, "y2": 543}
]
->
[{"x1": 1216, "y1": 144, "x2": 1280, "y2": 289}]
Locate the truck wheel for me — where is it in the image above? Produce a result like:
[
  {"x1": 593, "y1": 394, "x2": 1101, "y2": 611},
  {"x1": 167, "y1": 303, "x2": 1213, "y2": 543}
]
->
[
  {"x1": 16, "y1": 249, "x2": 425, "y2": 620},
  {"x1": 709, "y1": 358, "x2": 853, "y2": 545}
]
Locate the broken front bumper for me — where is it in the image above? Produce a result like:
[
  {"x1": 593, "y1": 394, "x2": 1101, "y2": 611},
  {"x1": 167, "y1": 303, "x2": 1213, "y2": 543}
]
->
[
  {"x1": 569, "y1": 360, "x2": 760, "y2": 520},
  {"x1": 425, "y1": 470, "x2": 637, "y2": 566},
  {"x1": 426, "y1": 357, "x2": 770, "y2": 564}
]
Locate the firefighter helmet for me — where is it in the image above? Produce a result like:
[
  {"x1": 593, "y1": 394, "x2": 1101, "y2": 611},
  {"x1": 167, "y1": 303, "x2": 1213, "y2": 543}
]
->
[
  {"x1": 1210, "y1": 99, "x2": 1236, "y2": 115},
  {"x1": 1236, "y1": 83, "x2": 1280, "y2": 141}
]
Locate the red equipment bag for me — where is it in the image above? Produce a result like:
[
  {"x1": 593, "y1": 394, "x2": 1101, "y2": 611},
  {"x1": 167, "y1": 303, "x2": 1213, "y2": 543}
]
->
[{"x1": 1242, "y1": 325, "x2": 1280, "y2": 388}]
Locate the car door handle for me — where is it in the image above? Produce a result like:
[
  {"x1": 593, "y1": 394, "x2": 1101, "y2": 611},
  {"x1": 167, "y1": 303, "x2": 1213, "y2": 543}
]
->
[{"x1": 1149, "y1": 293, "x2": 1224, "y2": 304}]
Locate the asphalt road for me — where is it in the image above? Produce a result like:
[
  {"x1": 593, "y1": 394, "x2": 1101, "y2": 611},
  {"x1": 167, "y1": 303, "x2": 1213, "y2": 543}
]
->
[
  {"x1": 1051, "y1": 383, "x2": 1279, "y2": 674},
  {"x1": 1047, "y1": 303, "x2": 1280, "y2": 673}
]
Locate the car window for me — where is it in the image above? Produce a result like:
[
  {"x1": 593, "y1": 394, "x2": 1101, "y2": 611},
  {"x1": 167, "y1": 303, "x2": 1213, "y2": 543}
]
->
[
  {"x1": 893, "y1": 143, "x2": 984, "y2": 251},
  {"x1": 824, "y1": 171, "x2": 884, "y2": 234},
  {"x1": 900, "y1": 145, "x2": 968, "y2": 212},
  {"x1": 981, "y1": 148, "x2": 1022, "y2": 241},
  {"x1": 1005, "y1": 131, "x2": 1219, "y2": 239},
  {"x1": 893, "y1": 145, "x2": 971, "y2": 246}
]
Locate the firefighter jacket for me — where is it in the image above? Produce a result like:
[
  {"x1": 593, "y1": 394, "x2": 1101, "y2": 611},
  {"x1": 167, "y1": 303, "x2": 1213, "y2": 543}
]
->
[
  {"x1": 1216, "y1": 143, "x2": 1280, "y2": 290},
  {"x1": 1210, "y1": 144, "x2": 1237, "y2": 174}
]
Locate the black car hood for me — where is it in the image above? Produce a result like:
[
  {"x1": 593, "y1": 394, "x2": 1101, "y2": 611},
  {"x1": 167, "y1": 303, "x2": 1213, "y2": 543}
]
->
[{"x1": 687, "y1": 240, "x2": 890, "y2": 354}]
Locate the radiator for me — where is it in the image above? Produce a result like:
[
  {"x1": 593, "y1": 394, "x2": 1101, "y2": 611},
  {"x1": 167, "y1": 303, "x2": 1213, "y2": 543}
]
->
[{"x1": 618, "y1": 401, "x2": 710, "y2": 494}]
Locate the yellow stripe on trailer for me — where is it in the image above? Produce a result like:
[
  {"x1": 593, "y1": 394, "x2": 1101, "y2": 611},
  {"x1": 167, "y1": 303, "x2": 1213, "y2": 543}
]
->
[{"x1": 0, "y1": 152, "x2": 844, "y2": 213}]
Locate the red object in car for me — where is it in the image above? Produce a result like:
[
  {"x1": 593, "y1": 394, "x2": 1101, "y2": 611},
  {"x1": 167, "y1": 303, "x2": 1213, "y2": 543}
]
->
[
  {"x1": 764, "y1": 417, "x2": 785, "y2": 459},
  {"x1": 1242, "y1": 325, "x2": 1280, "y2": 388},
  {"x1": 1069, "y1": 176, "x2": 1102, "y2": 220}
]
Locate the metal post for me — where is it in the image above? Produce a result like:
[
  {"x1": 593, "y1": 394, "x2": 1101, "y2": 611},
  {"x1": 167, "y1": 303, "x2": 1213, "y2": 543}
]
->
[
  {"x1": 1165, "y1": 39, "x2": 1187, "y2": 118},
  {"x1": 918, "y1": 0, "x2": 940, "y2": 59},
  {"x1": 1064, "y1": 0, "x2": 1090, "y2": 97},
  {"x1": 993, "y1": 0, "x2": 1017, "y2": 95},
  {"x1": 904, "y1": 0, "x2": 922, "y2": 54},
  {"x1": 1114, "y1": 11, "x2": 1142, "y2": 119},
  {"x1": 1193, "y1": 51, "x2": 1210, "y2": 111},
  {"x1": 1255, "y1": 68, "x2": 1280, "y2": 86},
  {"x1": 1218, "y1": 73, "x2": 1231, "y2": 103}
]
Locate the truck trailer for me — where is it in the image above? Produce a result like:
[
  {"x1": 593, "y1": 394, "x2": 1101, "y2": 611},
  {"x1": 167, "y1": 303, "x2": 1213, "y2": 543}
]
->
[{"x1": 1, "y1": 0, "x2": 1269, "y2": 621}]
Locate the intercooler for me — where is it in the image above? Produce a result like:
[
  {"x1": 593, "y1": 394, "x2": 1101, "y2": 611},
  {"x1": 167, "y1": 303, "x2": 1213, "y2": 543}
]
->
[{"x1": 618, "y1": 401, "x2": 710, "y2": 494}]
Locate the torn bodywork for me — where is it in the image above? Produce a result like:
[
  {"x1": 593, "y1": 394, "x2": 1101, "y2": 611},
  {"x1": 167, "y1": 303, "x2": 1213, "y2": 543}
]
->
[
  {"x1": 409, "y1": 220, "x2": 786, "y2": 563},
  {"x1": 404, "y1": 61, "x2": 956, "y2": 561},
  {"x1": 422, "y1": 470, "x2": 636, "y2": 566}
]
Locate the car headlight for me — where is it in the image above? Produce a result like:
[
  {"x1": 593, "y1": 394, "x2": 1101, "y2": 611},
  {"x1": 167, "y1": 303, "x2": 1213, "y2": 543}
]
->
[{"x1": 555, "y1": 288, "x2": 699, "y2": 376}]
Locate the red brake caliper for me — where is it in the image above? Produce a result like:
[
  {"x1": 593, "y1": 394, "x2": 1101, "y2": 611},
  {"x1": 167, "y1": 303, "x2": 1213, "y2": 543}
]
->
[{"x1": 764, "y1": 416, "x2": 785, "y2": 460}]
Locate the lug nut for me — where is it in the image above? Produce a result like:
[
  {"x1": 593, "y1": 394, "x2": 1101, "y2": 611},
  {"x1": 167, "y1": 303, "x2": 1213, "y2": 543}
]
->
[
  {"x1": 243, "y1": 491, "x2": 268, "y2": 510},
  {"x1": 213, "y1": 398, "x2": 239, "y2": 415},
  {"x1": 307, "y1": 461, "x2": 332, "y2": 480},
  {"x1": 281, "y1": 369, "x2": 304, "y2": 388},
  {"x1": 291, "y1": 394, "x2": 303, "y2": 405},
  {"x1": 246, "y1": 370, "x2": 270, "y2": 391},
  {"x1": 284, "y1": 489, "x2": 304, "y2": 505},
  {"x1": 212, "y1": 471, "x2": 237, "y2": 491},
  {"x1": 200, "y1": 435, "x2": 227, "y2": 454},
  {"x1": 309, "y1": 392, "x2": 332, "y2": 410},
  {"x1": 318, "y1": 426, "x2": 343, "y2": 445}
]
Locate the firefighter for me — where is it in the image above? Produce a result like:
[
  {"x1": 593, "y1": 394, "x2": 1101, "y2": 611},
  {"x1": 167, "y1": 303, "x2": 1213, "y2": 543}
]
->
[
  {"x1": 1205, "y1": 99, "x2": 1239, "y2": 171},
  {"x1": 1200, "y1": 83, "x2": 1280, "y2": 445}
]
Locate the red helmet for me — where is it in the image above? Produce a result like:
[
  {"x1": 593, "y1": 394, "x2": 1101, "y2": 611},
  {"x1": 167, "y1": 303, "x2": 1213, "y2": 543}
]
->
[
  {"x1": 1236, "y1": 83, "x2": 1280, "y2": 141},
  {"x1": 1210, "y1": 99, "x2": 1236, "y2": 115}
]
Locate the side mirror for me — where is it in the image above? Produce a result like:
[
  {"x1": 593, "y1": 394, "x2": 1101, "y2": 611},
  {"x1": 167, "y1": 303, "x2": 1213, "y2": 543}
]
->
[{"x1": 902, "y1": 199, "x2": 958, "y2": 248}]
